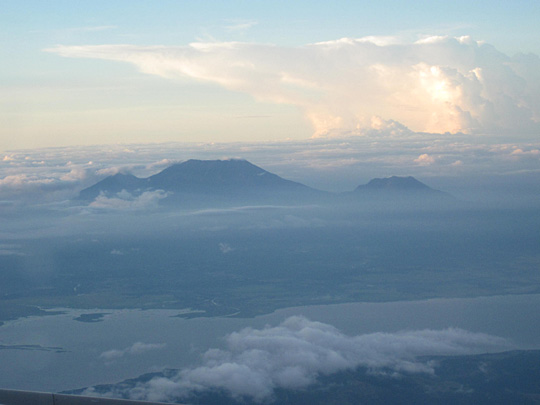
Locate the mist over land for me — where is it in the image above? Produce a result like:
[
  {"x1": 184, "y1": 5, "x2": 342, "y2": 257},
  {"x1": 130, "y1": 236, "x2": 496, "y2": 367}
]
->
[{"x1": 1, "y1": 148, "x2": 539, "y2": 319}]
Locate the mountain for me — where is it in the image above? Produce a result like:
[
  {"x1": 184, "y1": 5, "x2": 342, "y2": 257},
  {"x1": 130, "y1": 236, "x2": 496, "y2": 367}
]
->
[
  {"x1": 355, "y1": 175, "x2": 450, "y2": 197},
  {"x1": 347, "y1": 176, "x2": 454, "y2": 208},
  {"x1": 78, "y1": 173, "x2": 147, "y2": 201},
  {"x1": 78, "y1": 161, "x2": 453, "y2": 208},
  {"x1": 147, "y1": 159, "x2": 310, "y2": 194},
  {"x1": 357, "y1": 176, "x2": 432, "y2": 192},
  {"x1": 78, "y1": 159, "x2": 320, "y2": 205}
]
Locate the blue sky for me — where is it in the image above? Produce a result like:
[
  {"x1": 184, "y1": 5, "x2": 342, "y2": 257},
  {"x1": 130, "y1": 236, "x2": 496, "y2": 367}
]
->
[{"x1": 2, "y1": 1, "x2": 540, "y2": 151}]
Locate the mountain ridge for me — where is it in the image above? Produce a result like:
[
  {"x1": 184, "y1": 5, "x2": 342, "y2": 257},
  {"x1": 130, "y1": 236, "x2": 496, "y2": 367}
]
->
[{"x1": 78, "y1": 159, "x2": 451, "y2": 206}]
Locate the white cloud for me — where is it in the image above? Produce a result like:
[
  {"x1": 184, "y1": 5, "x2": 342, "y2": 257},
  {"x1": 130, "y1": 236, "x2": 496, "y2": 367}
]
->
[
  {"x1": 0, "y1": 243, "x2": 25, "y2": 256},
  {"x1": 99, "y1": 342, "x2": 166, "y2": 361},
  {"x1": 46, "y1": 36, "x2": 540, "y2": 137},
  {"x1": 88, "y1": 189, "x2": 168, "y2": 210},
  {"x1": 60, "y1": 167, "x2": 91, "y2": 182},
  {"x1": 70, "y1": 25, "x2": 118, "y2": 32},
  {"x1": 414, "y1": 153, "x2": 436, "y2": 165},
  {"x1": 86, "y1": 316, "x2": 509, "y2": 402},
  {"x1": 0, "y1": 174, "x2": 55, "y2": 188},
  {"x1": 146, "y1": 158, "x2": 179, "y2": 172},
  {"x1": 2, "y1": 134, "x2": 540, "y2": 205},
  {"x1": 218, "y1": 242, "x2": 233, "y2": 254},
  {"x1": 511, "y1": 148, "x2": 540, "y2": 156},
  {"x1": 224, "y1": 20, "x2": 258, "y2": 33}
]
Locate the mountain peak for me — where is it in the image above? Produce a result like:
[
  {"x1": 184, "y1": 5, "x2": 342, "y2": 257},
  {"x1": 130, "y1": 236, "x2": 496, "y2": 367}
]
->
[
  {"x1": 78, "y1": 159, "x2": 313, "y2": 203},
  {"x1": 148, "y1": 159, "x2": 285, "y2": 192},
  {"x1": 351, "y1": 176, "x2": 453, "y2": 204},
  {"x1": 363, "y1": 176, "x2": 431, "y2": 191},
  {"x1": 78, "y1": 172, "x2": 145, "y2": 200}
]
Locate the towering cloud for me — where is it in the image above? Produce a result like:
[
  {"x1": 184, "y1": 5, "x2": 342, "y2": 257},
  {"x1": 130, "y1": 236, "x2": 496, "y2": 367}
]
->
[{"x1": 47, "y1": 36, "x2": 540, "y2": 137}]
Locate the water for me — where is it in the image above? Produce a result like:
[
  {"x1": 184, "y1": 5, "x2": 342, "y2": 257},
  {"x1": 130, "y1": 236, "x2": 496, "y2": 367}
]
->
[{"x1": 1, "y1": 294, "x2": 540, "y2": 392}]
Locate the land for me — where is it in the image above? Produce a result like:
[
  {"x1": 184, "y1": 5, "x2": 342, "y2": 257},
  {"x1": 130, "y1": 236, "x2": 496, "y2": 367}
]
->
[
  {"x1": 73, "y1": 313, "x2": 110, "y2": 323},
  {"x1": 68, "y1": 350, "x2": 540, "y2": 404},
  {"x1": 1, "y1": 205, "x2": 539, "y2": 323},
  {"x1": 1, "y1": 161, "x2": 539, "y2": 323}
]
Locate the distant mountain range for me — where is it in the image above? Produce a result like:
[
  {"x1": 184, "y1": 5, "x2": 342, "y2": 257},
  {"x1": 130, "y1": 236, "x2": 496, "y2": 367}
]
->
[{"x1": 78, "y1": 159, "x2": 451, "y2": 206}]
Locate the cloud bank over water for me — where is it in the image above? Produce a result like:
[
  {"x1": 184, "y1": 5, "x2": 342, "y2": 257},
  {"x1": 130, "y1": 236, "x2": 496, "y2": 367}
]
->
[
  {"x1": 48, "y1": 36, "x2": 540, "y2": 137},
  {"x1": 84, "y1": 316, "x2": 510, "y2": 402}
]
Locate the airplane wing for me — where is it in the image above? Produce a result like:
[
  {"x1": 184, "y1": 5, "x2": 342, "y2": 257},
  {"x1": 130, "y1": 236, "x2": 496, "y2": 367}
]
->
[{"x1": 0, "y1": 389, "x2": 176, "y2": 405}]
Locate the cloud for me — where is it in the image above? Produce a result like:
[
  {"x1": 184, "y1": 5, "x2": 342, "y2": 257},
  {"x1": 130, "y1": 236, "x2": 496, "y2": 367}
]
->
[
  {"x1": 2, "y1": 133, "x2": 540, "y2": 206},
  {"x1": 46, "y1": 36, "x2": 540, "y2": 137},
  {"x1": 69, "y1": 25, "x2": 118, "y2": 33},
  {"x1": 414, "y1": 153, "x2": 436, "y2": 165},
  {"x1": 218, "y1": 242, "x2": 233, "y2": 254},
  {"x1": 224, "y1": 20, "x2": 258, "y2": 33},
  {"x1": 88, "y1": 189, "x2": 169, "y2": 210},
  {"x1": 99, "y1": 342, "x2": 166, "y2": 361},
  {"x1": 510, "y1": 148, "x2": 540, "y2": 157},
  {"x1": 0, "y1": 243, "x2": 25, "y2": 256},
  {"x1": 146, "y1": 159, "x2": 179, "y2": 172},
  {"x1": 86, "y1": 316, "x2": 509, "y2": 402}
]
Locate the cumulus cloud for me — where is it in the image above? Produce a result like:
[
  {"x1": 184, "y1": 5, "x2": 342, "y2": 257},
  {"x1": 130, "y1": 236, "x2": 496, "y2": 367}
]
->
[
  {"x1": 47, "y1": 36, "x2": 540, "y2": 136},
  {"x1": 99, "y1": 342, "x2": 166, "y2": 361},
  {"x1": 86, "y1": 316, "x2": 510, "y2": 402},
  {"x1": 510, "y1": 148, "x2": 540, "y2": 157},
  {"x1": 414, "y1": 153, "x2": 436, "y2": 165}
]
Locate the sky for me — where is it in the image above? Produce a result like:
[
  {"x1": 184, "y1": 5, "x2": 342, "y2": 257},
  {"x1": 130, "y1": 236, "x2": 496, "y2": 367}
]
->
[{"x1": 2, "y1": 0, "x2": 540, "y2": 152}]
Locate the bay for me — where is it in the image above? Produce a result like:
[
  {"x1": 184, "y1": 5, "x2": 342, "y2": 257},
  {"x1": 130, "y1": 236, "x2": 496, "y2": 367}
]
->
[{"x1": 1, "y1": 293, "x2": 540, "y2": 392}]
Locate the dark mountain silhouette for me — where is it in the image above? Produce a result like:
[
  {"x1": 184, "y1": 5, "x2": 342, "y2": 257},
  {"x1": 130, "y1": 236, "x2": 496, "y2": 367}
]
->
[
  {"x1": 147, "y1": 159, "x2": 311, "y2": 193},
  {"x1": 354, "y1": 175, "x2": 451, "y2": 199},
  {"x1": 78, "y1": 159, "x2": 320, "y2": 205},
  {"x1": 357, "y1": 176, "x2": 432, "y2": 192},
  {"x1": 78, "y1": 160, "x2": 453, "y2": 207},
  {"x1": 78, "y1": 173, "x2": 146, "y2": 201}
]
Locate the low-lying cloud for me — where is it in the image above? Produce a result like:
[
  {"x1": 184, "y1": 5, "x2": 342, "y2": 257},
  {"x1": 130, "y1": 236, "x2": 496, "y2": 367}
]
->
[
  {"x1": 88, "y1": 189, "x2": 169, "y2": 210},
  {"x1": 99, "y1": 342, "x2": 167, "y2": 361},
  {"x1": 85, "y1": 316, "x2": 510, "y2": 402},
  {"x1": 1, "y1": 136, "x2": 539, "y2": 206},
  {"x1": 47, "y1": 36, "x2": 540, "y2": 136}
]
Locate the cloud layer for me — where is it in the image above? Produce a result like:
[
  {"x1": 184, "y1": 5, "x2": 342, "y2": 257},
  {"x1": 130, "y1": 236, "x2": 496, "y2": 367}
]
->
[
  {"x1": 89, "y1": 189, "x2": 169, "y2": 210},
  {"x1": 1, "y1": 135, "x2": 539, "y2": 206},
  {"x1": 84, "y1": 316, "x2": 509, "y2": 402},
  {"x1": 47, "y1": 36, "x2": 540, "y2": 136},
  {"x1": 100, "y1": 342, "x2": 167, "y2": 361}
]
